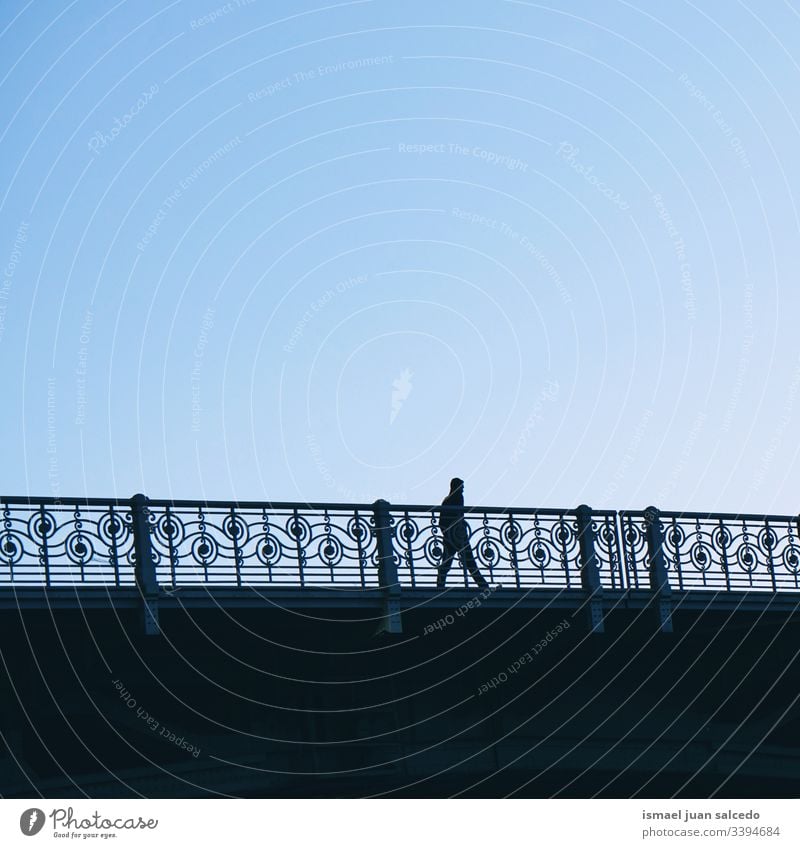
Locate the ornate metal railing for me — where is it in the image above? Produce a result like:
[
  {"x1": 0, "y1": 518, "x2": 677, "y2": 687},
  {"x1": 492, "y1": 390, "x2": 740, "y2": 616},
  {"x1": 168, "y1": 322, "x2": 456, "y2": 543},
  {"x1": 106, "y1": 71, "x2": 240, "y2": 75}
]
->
[
  {"x1": 621, "y1": 509, "x2": 800, "y2": 593},
  {"x1": 392, "y1": 505, "x2": 624, "y2": 590},
  {"x1": 0, "y1": 496, "x2": 625, "y2": 591},
  {"x1": 0, "y1": 498, "x2": 136, "y2": 585},
  {"x1": 0, "y1": 496, "x2": 380, "y2": 589},
  {"x1": 146, "y1": 500, "x2": 378, "y2": 588},
  {"x1": 2, "y1": 495, "x2": 799, "y2": 595}
]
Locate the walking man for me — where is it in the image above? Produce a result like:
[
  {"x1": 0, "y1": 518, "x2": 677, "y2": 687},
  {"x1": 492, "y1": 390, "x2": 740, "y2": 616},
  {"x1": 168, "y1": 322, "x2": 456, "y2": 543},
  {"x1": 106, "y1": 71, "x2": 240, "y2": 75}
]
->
[{"x1": 437, "y1": 477, "x2": 489, "y2": 589}]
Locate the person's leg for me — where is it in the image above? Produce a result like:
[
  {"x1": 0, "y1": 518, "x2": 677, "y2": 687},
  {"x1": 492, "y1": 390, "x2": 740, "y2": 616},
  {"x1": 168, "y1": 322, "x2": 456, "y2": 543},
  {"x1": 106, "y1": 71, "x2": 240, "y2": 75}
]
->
[
  {"x1": 449, "y1": 519, "x2": 489, "y2": 588},
  {"x1": 457, "y1": 539, "x2": 489, "y2": 588},
  {"x1": 437, "y1": 536, "x2": 455, "y2": 588}
]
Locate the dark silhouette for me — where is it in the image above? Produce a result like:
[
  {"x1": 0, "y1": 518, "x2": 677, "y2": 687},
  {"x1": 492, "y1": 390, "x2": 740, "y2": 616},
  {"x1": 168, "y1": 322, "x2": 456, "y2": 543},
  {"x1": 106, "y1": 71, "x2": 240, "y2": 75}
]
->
[{"x1": 436, "y1": 477, "x2": 490, "y2": 589}]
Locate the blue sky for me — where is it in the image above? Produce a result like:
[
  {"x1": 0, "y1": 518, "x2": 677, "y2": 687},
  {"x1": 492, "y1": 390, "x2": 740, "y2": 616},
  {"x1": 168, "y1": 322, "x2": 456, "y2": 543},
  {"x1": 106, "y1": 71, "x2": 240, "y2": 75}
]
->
[{"x1": 1, "y1": 0, "x2": 799, "y2": 513}]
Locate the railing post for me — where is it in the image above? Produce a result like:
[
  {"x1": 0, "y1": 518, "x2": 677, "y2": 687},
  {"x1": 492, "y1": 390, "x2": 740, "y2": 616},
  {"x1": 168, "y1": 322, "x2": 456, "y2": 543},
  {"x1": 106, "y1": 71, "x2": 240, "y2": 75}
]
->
[
  {"x1": 644, "y1": 506, "x2": 672, "y2": 633},
  {"x1": 576, "y1": 505, "x2": 604, "y2": 634},
  {"x1": 131, "y1": 493, "x2": 160, "y2": 636},
  {"x1": 372, "y1": 499, "x2": 402, "y2": 634}
]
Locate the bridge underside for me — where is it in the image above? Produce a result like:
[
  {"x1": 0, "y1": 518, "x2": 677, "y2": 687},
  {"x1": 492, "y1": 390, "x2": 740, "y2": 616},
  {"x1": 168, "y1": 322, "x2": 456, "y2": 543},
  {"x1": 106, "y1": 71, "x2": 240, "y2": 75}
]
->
[{"x1": 2, "y1": 597, "x2": 799, "y2": 798}]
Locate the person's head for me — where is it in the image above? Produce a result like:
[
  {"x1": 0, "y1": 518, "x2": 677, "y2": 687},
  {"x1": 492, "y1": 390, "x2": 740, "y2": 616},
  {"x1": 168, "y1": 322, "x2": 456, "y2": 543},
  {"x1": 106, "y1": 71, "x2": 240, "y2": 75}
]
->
[{"x1": 450, "y1": 477, "x2": 464, "y2": 493}]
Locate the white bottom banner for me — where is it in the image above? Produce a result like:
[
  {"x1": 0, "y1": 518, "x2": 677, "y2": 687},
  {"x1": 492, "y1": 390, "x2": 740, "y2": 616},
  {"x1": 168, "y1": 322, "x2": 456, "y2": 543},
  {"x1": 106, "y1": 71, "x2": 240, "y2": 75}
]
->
[{"x1": 0, "y1": 799, "x2": 796, "y2": 847}]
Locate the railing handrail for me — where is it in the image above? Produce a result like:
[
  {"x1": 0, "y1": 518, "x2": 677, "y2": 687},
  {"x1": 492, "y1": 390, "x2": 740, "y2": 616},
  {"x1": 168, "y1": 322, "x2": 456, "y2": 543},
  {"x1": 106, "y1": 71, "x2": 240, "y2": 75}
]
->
[
  {"x1": 1, "y1": 495, "x2": 134, "y2": 507},
  {"x1": 3, "y1": 494, "x2": 798, "y2": 525},
  {"x1": 0, "y1": 493, "x2": 618, "y2": 517}
]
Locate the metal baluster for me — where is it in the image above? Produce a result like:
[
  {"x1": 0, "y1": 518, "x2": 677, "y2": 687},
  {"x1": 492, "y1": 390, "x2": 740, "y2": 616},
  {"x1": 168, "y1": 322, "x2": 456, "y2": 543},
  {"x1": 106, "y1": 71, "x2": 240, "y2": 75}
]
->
[
  {"x1": 74, "y1": 504, "x2": 86, "y2": 582},
  {"x1": 559, "y1": 513, "x2": 571, "y2": 588},
  {"x1": 460, "y1": 509, "x2": 469, "y2": 588},
  {"x1": 40, "y1": 504, "x2": 51, "y2": 587},
  {"x1": 261, "y1": 510, "x2": 273, "y2": 584},
  {"x1": 533, "y1": 513, "x2": 545, "y2": 585},
  {"x1": 508, "y1": 512, "x2": 520, "y2": 589},
  {"x1": 292, "y1": 508, "x2": 305, "y2": 588},
  {"x1": 765, "y1": 517, "x2": 777, "y2": 592},
  {"x1": 198, "y1": 506, "x2": 209, "y2": 582},
  {"x1": 742, "y1": 520, "x2": 752, "y2": 591},
  {"x1": 621, "y1": 513, "x2": 636, "y2": 589},
  {"x1": 3, "y1": 501, "x2": 14, "y2": 582},
  {"x1": 164, "y1": 505, "x2": 177, "y2": 587},
  {"x1": 354, "y1": 509, "x2": 366, "y2": 589},
  {"x1": 609, "y1": 513, "x2": 624, "y2": 590},
  {"x1": 429, "y1": 511, "x2": 439, "y2": 587},
  {"x1": 719, "y1": 517, "x2": 730, "y2": 592},
  {"x1": 403, "y1": 510, "x2": 415, "y2": 589},
  {"x1": 108, "y1": 505, "x2": 120, "y2": 586},
  {"x1": 694, "y1": 518, "x2": 705, "y2": 590},
  {"x1": 794, "y1": 515, "x2": 800, "y2": 589},
  {"x1": 231, "y1": 506, "x2": 243, "y2": 587},
  {"x1": 633, "y1": 515, "x2": 644, "y2": 589},
  {"x1": 481, "y1": 512, "x2": 493, "y2": 584},
  {"x1": 323, "y1": 509, "x2": 334, "y2": 584},
  {"x1": 788, "y1": 517, "x2": 799, "y2": 590},
  {"x1": 599, "y1": 516, "x2": 609, "y2": 588},
  {"x1": 672, "y1": 517, "x2": 685, "y2": 591}
]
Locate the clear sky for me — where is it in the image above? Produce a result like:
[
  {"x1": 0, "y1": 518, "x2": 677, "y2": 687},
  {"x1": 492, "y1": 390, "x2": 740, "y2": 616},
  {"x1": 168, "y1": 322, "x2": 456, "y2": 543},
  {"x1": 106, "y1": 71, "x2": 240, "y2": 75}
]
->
[{"x1": 1, "y1": 0, "x2": 799, "y2": 514}]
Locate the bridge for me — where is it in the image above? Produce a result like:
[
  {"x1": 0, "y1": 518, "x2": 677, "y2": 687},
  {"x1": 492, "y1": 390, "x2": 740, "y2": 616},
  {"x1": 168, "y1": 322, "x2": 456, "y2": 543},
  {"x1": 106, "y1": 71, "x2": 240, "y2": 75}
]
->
[
  {"x1": 3, "y1": 494, "x2": 800, "y2": 798},
  {"x1": 2, "y1": 494, "x2": 800, "y2": 634}
]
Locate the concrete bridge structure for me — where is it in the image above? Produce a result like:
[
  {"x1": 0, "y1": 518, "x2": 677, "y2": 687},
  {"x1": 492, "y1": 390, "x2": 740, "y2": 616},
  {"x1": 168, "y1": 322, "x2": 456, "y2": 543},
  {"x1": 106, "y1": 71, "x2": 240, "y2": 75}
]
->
[{"x1": 1, "y1": 494, "x2": 799, "y2": 797}]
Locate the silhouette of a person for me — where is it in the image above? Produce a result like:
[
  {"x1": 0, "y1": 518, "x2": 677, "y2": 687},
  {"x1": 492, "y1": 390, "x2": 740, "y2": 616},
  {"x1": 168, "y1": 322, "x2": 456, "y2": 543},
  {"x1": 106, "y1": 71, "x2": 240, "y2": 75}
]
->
[{"x1": 436, "y1": 477, "x2": 489, "y2": 589}]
